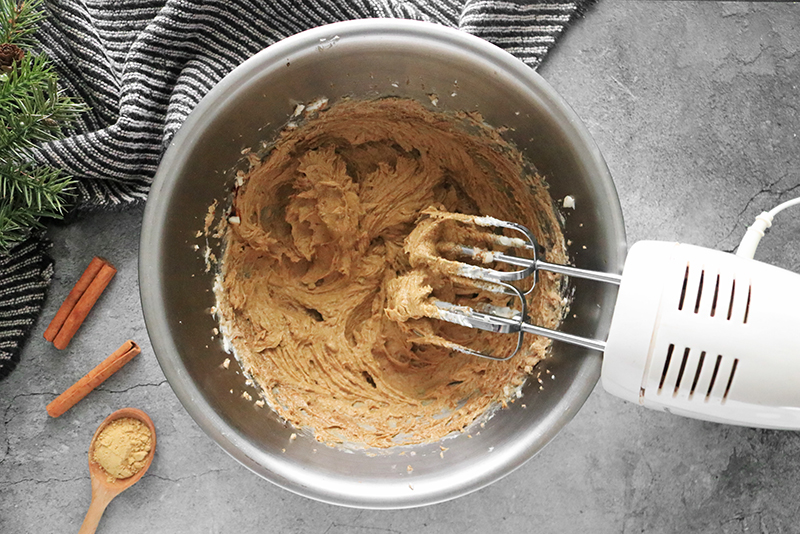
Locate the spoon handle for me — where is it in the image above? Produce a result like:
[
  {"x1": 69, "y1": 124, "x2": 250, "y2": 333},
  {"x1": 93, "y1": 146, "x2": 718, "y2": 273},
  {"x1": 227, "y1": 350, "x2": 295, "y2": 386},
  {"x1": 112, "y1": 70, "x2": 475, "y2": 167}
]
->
[{"x1": 78, "y1": 485, "x2": 115, "y2": 534}]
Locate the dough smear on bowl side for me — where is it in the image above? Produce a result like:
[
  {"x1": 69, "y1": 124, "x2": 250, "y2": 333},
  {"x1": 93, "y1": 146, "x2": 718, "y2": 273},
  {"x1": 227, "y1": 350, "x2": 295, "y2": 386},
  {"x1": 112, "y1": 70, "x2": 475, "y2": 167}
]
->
[{"x1": 213, "y1": 97, "x2": 567, "y2": 448}]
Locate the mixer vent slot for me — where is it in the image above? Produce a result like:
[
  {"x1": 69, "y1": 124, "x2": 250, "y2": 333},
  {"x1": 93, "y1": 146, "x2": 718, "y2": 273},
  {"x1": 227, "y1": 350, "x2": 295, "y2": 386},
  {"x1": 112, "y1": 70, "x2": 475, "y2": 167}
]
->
[
  {"x1": 657, "y1": 345, "x2": 739, "y2": 402},
  {"x1": 658, "y1": 344, "x2": 675, "y2": 391},
  {"x1": 678, "y1": 265, "x2": 689, "y2": 310},
  {"x1": 703, "y1": 354, "x2": 739, "y2": 402},
  {"x1": 706, "y1": 354, "x2": 723, "y2": 399},
  {"x1": 743, "y1": 286, "x2": 752, "y2": 324},
  {"x1": 693, "y1": 270, "x2": 705, "y2": 313},
  {"x1": 710, "y1": 275, "x2": 720, "y2": 317},
  {"x1": 678, "y1": 265, "x2": 751, "y2": 324},
  {"x1": 724, "y1": 280, "x2": 752, "y2": 324},
  {"x1": 673, "y1": 347, "x2": 691, "y2": 395},
  {"x1": 723, "y1": 359, "x2": 739, "y2": 402},
  {"x1": 689, "y1": 351, "x2": 706, "y2": 396},
  {"x1": 726, "y1": 280, "x2": 736, "y2": 320}
]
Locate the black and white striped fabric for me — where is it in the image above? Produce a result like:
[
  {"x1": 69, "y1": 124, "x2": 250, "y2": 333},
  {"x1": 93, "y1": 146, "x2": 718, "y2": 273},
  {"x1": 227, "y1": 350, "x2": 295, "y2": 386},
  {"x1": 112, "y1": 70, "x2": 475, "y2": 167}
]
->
[
  {"x1": 0, "y1": 0, "x2": 593, "y2": 378},
  {"x1": 0, "y1": 236, "x2": 53, "y2": 379}
]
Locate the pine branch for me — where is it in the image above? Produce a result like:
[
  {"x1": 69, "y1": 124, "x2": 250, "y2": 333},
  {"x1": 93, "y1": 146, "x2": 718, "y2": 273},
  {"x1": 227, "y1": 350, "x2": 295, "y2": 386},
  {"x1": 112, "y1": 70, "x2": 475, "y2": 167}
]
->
[
  {"x1": 1, "y1": 161, "x2": 74, "y2": 214},
  {"x1": 0, "y1": 161, "x2": 74, "y2": 251},
  {"x1": 0, "y1": 0, "x2": 44, "y2": 48},
  {"x1": 0, "y1": 0, "x2": 87, "y2": 253},
  {"x1": 1, "y1": 54, "x2": 88, "y2": 160},
  {"x1": 0, "y1": 197, "x2": 46, "y2": 251}
]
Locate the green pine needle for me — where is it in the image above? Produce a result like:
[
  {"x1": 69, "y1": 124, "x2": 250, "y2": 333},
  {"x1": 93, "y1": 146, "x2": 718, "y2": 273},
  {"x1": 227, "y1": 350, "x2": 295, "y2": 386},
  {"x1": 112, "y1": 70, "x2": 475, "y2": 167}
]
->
[
  {"x1": 1, "y1": 161, "x2": 74, "y2": 213},
  {"x1": 1, "y1": 54, "x2": 88, "y2": 161},
  {"x1": 0, "y1": 202, "x2": 42, "y2": 250},
  {"x1": 0, "y1": 0, "x2": 87, "y2": 253},
  {"x1": 1, "y1": 0, "x2": 44, "y2": 48}
]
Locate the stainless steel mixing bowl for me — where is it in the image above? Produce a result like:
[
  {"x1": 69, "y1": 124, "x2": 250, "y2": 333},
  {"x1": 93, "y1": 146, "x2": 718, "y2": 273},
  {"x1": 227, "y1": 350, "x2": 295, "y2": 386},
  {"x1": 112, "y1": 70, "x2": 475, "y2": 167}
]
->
[{"x1": 140, "y1": 19, "x2": 626, "y2": 508}]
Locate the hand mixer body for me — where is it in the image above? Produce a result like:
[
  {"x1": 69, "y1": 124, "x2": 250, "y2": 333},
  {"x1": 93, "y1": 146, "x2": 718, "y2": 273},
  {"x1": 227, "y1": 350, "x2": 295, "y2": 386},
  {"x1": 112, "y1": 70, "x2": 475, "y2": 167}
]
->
[
  {"x1": 406, "y1": 210, "x2": 800, "y2": 430},
  {"x1": 602, "y1": 241, "x2": 800, "y2": 430}
]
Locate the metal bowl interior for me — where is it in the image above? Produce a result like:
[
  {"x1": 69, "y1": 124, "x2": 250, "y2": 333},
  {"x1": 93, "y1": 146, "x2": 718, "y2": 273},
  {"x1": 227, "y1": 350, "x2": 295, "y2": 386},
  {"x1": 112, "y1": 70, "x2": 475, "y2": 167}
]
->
[{"x1": 140, "y1": 19, "x2": 626, "y2": 509}]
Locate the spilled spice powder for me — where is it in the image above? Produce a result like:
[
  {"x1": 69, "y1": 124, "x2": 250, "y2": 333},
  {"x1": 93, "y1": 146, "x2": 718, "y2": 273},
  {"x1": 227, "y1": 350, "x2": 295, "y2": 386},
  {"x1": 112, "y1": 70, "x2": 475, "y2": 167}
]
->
[{"x1": 92, "y1": 417, "x2": 152, "y2": 482}]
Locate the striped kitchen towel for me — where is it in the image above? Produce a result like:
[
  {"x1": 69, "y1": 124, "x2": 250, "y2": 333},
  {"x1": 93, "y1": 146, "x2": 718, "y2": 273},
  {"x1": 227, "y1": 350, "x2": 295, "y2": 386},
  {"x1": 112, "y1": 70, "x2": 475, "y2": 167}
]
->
[{"x1": 0, "y1": 0, "x2": 595, "y2": 379}]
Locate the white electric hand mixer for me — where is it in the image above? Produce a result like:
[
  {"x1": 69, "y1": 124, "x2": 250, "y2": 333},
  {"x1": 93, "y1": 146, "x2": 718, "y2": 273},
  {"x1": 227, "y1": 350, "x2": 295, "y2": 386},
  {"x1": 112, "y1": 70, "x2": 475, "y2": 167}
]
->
[{"x1": 416, "y1": 198, "x2": 800, "y2": 430}]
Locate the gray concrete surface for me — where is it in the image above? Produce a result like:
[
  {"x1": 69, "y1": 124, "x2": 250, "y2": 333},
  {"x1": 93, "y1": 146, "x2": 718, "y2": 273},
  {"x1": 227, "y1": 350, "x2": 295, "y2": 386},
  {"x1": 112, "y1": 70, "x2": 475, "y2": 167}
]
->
[{"x1": 2, "y1": 2, "x2": 800, "y2": 532}]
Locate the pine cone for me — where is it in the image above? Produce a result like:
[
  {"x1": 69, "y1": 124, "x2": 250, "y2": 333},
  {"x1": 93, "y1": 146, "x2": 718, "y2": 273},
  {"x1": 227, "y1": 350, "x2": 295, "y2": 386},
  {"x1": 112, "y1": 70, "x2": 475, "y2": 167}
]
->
[{"x1": 0, "y1": 43, "x2": 25, "y2": 73}]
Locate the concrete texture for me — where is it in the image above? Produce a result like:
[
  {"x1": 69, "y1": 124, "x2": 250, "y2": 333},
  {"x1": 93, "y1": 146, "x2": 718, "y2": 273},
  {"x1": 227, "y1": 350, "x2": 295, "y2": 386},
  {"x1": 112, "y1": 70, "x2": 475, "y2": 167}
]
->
[{"x1": 2, "y1": 2, "x2": 800, "y2": 532}]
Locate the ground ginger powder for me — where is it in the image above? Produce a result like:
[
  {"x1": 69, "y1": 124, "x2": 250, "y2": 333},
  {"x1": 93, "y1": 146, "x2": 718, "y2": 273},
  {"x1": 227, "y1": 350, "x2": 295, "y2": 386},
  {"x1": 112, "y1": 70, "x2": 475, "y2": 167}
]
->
[{"x1": 92, "y1": 417, "x2": 152, "y2": 482}]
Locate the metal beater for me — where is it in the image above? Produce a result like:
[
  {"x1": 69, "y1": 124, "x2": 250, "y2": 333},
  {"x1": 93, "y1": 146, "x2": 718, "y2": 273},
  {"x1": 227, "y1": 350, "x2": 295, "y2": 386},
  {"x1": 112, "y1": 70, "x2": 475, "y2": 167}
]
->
[{"x1": 411, "y1": 207, "x2": 800, "y2": 430}]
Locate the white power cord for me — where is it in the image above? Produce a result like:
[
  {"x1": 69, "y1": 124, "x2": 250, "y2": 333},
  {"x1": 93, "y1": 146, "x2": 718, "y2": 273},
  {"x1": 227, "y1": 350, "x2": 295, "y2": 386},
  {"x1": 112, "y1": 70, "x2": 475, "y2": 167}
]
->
[{"x1": 736, "y1": 196, "x2": 800, "y2": 259}]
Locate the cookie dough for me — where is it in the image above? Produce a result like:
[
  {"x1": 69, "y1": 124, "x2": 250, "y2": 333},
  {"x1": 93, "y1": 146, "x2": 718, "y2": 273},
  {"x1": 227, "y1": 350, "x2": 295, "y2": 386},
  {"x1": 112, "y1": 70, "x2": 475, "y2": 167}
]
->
[{"x1": 215, "y1": 97, "x2": 566, "y2": 448}]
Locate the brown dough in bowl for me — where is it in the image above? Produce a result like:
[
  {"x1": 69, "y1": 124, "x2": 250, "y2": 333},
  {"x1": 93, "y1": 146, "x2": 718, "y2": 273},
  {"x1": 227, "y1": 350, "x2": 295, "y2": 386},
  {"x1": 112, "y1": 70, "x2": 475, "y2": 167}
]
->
[{"x1": 214, "y1": 97, "x2": 567, "y2": 448}]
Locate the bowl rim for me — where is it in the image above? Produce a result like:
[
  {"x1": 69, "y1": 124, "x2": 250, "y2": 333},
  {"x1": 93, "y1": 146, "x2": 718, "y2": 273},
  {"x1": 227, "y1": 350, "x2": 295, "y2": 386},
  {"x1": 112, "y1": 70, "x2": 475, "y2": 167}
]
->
[{"x1": 139, "y1": 18, "x2": 626, "y2": 508}]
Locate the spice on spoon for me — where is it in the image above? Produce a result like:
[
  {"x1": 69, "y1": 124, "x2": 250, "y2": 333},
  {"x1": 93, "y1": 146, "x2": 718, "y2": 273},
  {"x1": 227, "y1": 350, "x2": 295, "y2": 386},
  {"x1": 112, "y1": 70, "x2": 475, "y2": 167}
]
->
[
  {"x1": 80, "y1": 409, "x2": 156, "y2": 533},
  {"x1": 92, "y1": 417, "x2": 152, "y2": 483}
]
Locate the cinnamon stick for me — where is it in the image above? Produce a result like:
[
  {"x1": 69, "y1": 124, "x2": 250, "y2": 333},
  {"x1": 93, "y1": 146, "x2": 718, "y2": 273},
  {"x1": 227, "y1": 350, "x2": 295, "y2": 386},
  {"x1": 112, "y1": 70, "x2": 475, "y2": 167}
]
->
[
  {"x1": 44, "y1": 257, "x2": 109, "y2": 342},
  {"x1": 51, "y1": 260, "x2": 117, "y2": 350},
  {"x1": 46, "y1": 340, "x2": 141, "y2": 418}
]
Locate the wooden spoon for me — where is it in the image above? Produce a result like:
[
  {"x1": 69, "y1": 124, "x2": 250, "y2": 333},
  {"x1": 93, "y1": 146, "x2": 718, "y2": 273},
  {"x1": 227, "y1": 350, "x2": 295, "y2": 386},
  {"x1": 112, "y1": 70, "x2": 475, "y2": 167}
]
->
[{"x1": 79, "y1": 408, "x2": 156, "y2": 534}]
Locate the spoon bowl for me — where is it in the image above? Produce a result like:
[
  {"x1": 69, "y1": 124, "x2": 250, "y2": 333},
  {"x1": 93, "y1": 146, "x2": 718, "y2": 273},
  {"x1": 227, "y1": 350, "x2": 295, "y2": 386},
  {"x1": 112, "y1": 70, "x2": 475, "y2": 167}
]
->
[{"x1": 79, "y1": 408, "x2": 156, "y2": 534}]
